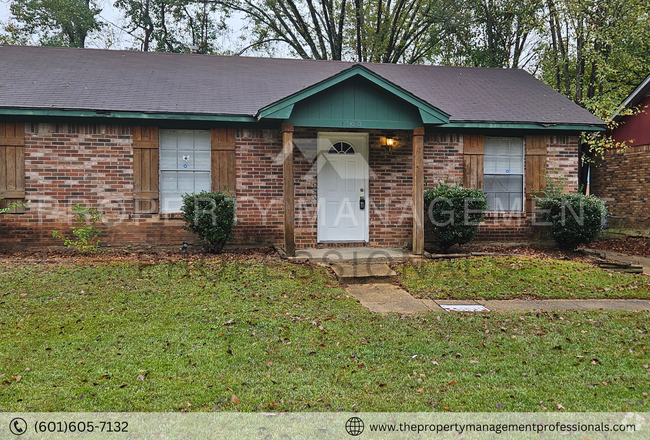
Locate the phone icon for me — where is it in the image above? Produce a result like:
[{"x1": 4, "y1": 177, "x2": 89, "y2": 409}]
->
[{"x1": 9, "y1": 418, "x2": 27, "y2": 435}]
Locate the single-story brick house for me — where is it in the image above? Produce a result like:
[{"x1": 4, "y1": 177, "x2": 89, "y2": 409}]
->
[
  {"x1": 591, "y1": 73, "x2": 650, "y2": 234},
  {"x1": 0, "y1": 45, "x2": 604, "y2": 254}
]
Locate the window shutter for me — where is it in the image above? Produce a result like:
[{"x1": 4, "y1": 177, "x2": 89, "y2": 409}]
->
[
  {"x1": 0, "y1": 122, "x2": 26, "y2": 213},
  {"x1": 210, "y1": 128, "x2": 236, "y2": 194},
  {"x1": 133, "y1": 126, "x2": 159, "y2": 214},
  {"x1": 463, "y1": 134, "x2": 484, "y2": 189},
  {"x1": 525, "y1": 135, "x2": 547, "y2": 212}
]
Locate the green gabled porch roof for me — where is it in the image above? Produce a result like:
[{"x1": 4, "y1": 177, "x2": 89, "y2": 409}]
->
[{"x1": 256, "y1": 64, "x2": 450, "y2": 128}]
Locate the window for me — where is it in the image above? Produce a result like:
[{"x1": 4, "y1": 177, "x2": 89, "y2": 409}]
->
[
  {"x1": 483, "y1": 137, "x2": 524, "y2": 212},
  {"x1": 328, "y1": 141, "x2": 356, "y2": 154},
  {"x1": 159, "y1": 129, "x2": 211, "y2": 212}
]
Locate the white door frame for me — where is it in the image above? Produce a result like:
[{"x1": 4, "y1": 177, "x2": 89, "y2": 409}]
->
[{"x1": 317, "y1": 132, "x2": 370, "y2": 243}]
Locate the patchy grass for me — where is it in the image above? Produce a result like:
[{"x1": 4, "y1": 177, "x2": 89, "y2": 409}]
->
[
  {"x1": 398, "y1": 256, "x2": 650, "y2": 300},
  {"x1": 1, "y1": 260, "x2": 649, "y2": 412}
]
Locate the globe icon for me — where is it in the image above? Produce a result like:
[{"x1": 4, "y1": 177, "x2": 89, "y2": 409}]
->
[{"x1": 345, "y1": 417, "x2": 364, "y2": 436}]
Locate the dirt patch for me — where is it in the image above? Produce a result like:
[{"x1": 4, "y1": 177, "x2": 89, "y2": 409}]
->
[
  {"x1": 0, "y1": 246, "x2": 280, "y2": 267},
  {"x1": 586, "y1": 237, "x2": 650, "y2": 257},
  {"x1": 424, "y1": 243, "x2": 603, "y2": 266}
]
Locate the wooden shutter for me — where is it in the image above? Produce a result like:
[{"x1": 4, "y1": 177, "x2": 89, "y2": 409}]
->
[
  {"x1": 525, "y1": 135, "x2": 547, "y2": 212},
  {"x1": 211, "y1": 128, "x2": 236, "y2": 194},
  {"x1": 133, "y1": 126, "x2": 159, "y2": 214},
  {"x1": 0, "y1": 122, "x2": 26, "y2": 213},
  {"x1": 463, "y1": 134, "x2": 484, "y2": 189}
]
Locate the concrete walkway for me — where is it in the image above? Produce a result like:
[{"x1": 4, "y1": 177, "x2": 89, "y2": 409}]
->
[
  {"x1": 310, "y1": 248, "x2": 650, "y2": 314},
  {"x1": 291, "y1": 247, "x2": 414, "y2": 263},
  {"x1": 344, "y1": 286, "x2": 650, "y2": 313}
]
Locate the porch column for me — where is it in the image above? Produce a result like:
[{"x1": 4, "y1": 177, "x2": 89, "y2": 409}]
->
[
  {"x1": 282, "y1": 123, "x2": 296, "y2": 257},
  {"x1": 412, "y1": 127, "x2": 425, "y2": 255}
]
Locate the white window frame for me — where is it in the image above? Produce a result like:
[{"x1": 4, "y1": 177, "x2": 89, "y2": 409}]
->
[
  {"x1": 159, "y1": 129, "x2": 211, "y2": 213},
  {"x1": 483, "y1": 136, "x2": 525, "y2": 212}
]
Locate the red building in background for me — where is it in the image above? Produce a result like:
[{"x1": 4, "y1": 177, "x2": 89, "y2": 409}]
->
[{"x1": 591, "y1": 74, "x2": 650, "y2": 233}]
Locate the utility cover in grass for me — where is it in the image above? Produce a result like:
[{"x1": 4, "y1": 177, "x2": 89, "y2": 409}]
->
[{"x1": 439, "y1": 304, "x2": 490, "y2": 312}]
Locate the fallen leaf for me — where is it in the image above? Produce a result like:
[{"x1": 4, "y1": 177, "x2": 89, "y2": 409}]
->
[
  {"x1": 431, "y1": 361, "x2": 439, "y2": 365},
  {"x1": 590, "y1": 359, "x2": 599, "y2": 365},
  {"x1": 77, "y1": 359, "x2": 83, "y2": 365},
  {"x1": 475, "y1": 373, "x2": 482, "y2": 377},
  {"x1": 496, "y1": 403, "x2": 505, "y2": 409},
  {"x1": 136, "y1": 375, "x2": 145, "y2": 381},
  {"x1": 556, "y1": 404, "x2": 565, "y2": 410},
  {"x1": 13, "y1": 375, "x2": 21, "y2": 382},
  {"x1": 416, "y1": 388, "x2": 424, "y2": 393},
  {"x1": 469, "y1": 360, "x2": 479, "y2": 364},
  {"x1": 223, "y1": 319, "x2": 235, "y2": 326},
  {"x1": 24, "y1": 368, "x2": 30, "y2": 372},
  {"x1": 232, "y1": 395, "x2": 240, "y2": 405},
  {"x1": 447, "y1": 380, "x2": 457, "y2": 386}
]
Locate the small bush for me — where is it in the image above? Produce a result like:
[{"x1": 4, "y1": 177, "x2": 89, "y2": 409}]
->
[
  {"x1": 181, "y1": 191, "x2": 236, "y2": 253},
  {"x1": 424, "y1": 182, "x2": 487, "y2": 253},
  {"x1": 52, "y1": 204, "x2": 103, "y2": 253},
  {"x1": 536, "y1": 192, "x2": 607, "y2": 251}
]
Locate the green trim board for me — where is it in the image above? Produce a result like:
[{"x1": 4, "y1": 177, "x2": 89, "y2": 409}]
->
[
  {"x1": 439, "y1": 122, "x2": 606, "y2": 132},
  {"x1": 257, "y1": 64, "x2": 450, "y2": 125},
  {"x1": 0, "y1": 108, "x2": 257, "y2": 123}
]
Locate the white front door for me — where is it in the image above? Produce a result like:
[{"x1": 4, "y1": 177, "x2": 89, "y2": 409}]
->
[{"x1": 317, "y1": 132, "x2": 369, "y2": 242}]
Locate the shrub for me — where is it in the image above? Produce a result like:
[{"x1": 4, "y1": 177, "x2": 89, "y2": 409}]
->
[
  {"x1": 424, "y1": 181, "x2": 487, "y2": 253},
  {"x1": 181, "y1": 191, "x2": 236, "y2": 253},
  {"x1": 536, "y1": 192, "x2": 607, "y2": 251},
  {"x1": 52, "y1": 204, "x2": 103, "y2": 253}
]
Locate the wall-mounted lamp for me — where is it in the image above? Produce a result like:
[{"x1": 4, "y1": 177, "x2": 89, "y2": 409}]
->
[{"x1": 380, "y1": 135, "x2": 399, "y2": 150}]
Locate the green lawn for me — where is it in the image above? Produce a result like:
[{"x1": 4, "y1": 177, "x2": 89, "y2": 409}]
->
[
  {"x1": 398, "y1": 256, "x2": 650, "y2": 300},
  {"x1": 1, "y1": 259, "x2": 649, "y2": 412}
]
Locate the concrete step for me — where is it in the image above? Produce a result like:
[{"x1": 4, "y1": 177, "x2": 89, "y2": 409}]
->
[{"x1": 331, "y1": 262, "x2": 397, "y2": 284}]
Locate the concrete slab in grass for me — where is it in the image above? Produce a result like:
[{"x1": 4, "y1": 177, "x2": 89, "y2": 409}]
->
[{"x1": 345, "y1": 284, "x2": 431, "y2": 314}]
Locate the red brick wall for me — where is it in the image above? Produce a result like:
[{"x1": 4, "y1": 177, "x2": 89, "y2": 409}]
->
[
  {"x1": 0, "y1": 123, "x2": 579, "y2": 250},
  {"x1": 590, "y1": 143, "x2": 650, "y2": 231},
  {"x1": 232, "y1": 129, "x2": 284, "y2": 244},
  {"x1": 471, "y1": 135, "x2": 579, "y2": 243},
  {"x1": 0, "y1": 123, "x2": 195, "y2": 250}
]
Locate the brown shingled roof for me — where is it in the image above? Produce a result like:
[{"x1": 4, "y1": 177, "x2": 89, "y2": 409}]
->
[{"x1": 0, "y1": 45, "x2": 604, "y2": 126}]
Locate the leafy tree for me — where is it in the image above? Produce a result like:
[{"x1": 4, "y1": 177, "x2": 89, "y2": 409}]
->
[
  {"x1": 350, "y1": 0, "x2": 454, "y2": 63},
  {"x1": 5, "y1": 0, "x2": 103, "y2": 47},
  {"x1": 114, "y1": 0, "x2": 227, "y2": 53},
  {"x1": 538, "y1": 0, "x2": 650, "y2": 189},
  {"x1": 214, "y1": 0, "x2": 451, "y2": 62},
  {"x1": 434, "y1": 0, "x2": 544, "y2": 68}
]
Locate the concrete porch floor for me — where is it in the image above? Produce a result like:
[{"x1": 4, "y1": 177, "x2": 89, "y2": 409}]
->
[{"x1": 289, "y1": 247, "x2": 415, "y2": 263}]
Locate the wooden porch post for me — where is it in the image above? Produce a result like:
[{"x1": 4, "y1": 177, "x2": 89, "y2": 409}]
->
[
  {"x1": 412, "y1": 127, "x2": 425, "y2": 255},
  {"x1": 282, "y1": 123, "x2": 296, "y2": 257}
]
